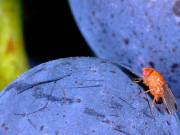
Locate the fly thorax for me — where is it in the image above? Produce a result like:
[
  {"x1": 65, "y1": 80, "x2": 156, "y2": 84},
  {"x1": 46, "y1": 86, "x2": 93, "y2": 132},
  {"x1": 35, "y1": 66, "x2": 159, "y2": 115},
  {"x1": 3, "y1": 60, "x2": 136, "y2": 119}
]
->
[{"x1": 156, "y1": 88, "x2": 160, "y2": 93}]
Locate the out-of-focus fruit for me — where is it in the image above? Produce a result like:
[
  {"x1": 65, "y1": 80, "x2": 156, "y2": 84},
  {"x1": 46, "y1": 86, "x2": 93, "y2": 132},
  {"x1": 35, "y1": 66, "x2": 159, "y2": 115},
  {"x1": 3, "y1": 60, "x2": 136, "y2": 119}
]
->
[{"x1": 0, "y1": 0, "x2": 29, "y2": 91}]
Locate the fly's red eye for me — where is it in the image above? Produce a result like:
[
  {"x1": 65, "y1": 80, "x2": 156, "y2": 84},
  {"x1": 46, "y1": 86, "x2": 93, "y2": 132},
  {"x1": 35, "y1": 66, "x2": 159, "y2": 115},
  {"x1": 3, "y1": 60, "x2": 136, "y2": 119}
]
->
[{"x1": 142, "y1": 68, "x2": 153, "y2": 77}]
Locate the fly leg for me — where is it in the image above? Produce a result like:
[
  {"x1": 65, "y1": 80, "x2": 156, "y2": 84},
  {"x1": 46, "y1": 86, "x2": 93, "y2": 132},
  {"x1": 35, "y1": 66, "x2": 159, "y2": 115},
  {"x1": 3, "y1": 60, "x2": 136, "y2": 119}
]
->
[
  {"x1": 150, "y1": 97, "x2": 156, "y2": 119},
  {"x1": 132, "y1": 78, "x2": 142, "y2": 83},
  {"x1": 137, "y1": 89, "x2": 154, "y2": 96},
  {"x1": 137, "y1": 89, "x2": 156, "y2": 119}
]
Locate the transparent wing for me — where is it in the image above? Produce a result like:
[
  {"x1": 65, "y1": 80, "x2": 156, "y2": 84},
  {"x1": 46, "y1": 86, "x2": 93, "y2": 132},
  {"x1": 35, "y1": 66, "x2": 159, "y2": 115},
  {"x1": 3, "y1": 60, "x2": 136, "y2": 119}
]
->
[{"x1": 158, "y1": 83, "x2": 178, "y2": 115}]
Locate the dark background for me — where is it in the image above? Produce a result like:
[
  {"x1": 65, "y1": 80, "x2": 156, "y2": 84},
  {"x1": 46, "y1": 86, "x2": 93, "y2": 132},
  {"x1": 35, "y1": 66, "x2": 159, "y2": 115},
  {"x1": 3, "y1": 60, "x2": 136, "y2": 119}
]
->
[{"x1": 23, "y1": 0, "x2": 93, "y2": 67}]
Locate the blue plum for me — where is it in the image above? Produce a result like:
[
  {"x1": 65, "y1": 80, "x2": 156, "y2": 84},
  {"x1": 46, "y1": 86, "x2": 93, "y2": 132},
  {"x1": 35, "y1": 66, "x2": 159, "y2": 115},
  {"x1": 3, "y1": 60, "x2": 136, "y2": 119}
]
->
[
  {"x1": 0, "y1": 57, "x2": 179, "y2": 134},
  {"x1": 68, "y1": 0, "x2": 180, "y2": 118}
]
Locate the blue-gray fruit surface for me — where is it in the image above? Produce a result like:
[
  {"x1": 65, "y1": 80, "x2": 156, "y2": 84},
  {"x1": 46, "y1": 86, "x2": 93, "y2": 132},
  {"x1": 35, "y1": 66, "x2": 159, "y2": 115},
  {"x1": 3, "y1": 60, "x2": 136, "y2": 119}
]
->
[
  {"x1": 68, "y1": 0, "x2": 180, "y2": 118},
  {"x1": 0, "y1": 57, "x2": 179, "y2": 134}
]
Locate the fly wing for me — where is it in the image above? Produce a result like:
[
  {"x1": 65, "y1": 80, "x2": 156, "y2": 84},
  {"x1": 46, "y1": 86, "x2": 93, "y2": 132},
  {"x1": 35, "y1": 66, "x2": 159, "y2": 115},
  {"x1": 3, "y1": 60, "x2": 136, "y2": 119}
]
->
[{"x1": 158, "y1": 83, "x2": 178, "y2": 115}]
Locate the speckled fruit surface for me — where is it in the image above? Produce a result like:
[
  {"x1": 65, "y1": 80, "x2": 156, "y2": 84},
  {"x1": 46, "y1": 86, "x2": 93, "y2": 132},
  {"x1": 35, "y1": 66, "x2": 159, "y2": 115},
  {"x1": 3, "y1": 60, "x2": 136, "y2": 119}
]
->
[
  {"x1": 69, "y1": 0, "x2": 180, "y2": 118},
  {"x1": 0, "y1": 57, "x2": 179, "y2": 134}
]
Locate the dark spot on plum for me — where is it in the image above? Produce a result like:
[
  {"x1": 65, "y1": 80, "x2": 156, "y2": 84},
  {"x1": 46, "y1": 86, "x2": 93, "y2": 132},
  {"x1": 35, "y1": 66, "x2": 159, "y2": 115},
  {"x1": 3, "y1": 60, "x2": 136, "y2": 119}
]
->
[
  {"x1": 149, "y1": 61, "x2": 154, "y2": 68},
  {"x1": 22, "y1": 113, "x2": 26, "y2": 117},
  {"x1": 111, "y1": 70, "x2": 116, "y2": 74},
  {"x1": 159, "y1": 58, "x2": 163, "y2": 61},
  {"x1": 173, "y1": 1, "x2": 180, "y2": 16},
  {"x1": 167, "y1": 121, "x2": 170, "y2": 126},
  {"x1": 102, "y1": 89, "x2": 106, "y2": 93},
  {"x1": 159, "y1": 36, "x2": 162, "y2": 41},
  {"x1": 132, "y1": 125, "x2": 135, "y2": 128},
  {"x1": 1, "y1": 123, "x2": 5, "y2": 127},
  {"x1": 102, "y1": 119, "x2": 110, "y2": 124},
  {"x1": 128, "y1": 59, "x2": 132, "y2": 63},
  {"x1": 171, "y1": 69, "x2": 174, "y2": 73},
  {"x1": 112, "y1": 32, "x2": 116, "y2": 37},
  {"x1": 63, "y1": 115, "x2": 65, "y2": 117},
  {"x1": 157, "y1": 26, "x2": 160, "y2": 31},
  {"x1": 83, "y1": 108, "x2": 105, "y2": 118},
  {"x1": 173, "y1": 47, "x2": 177, "y2": 52},
  {"x1": 133, "y1": 31, "x2": 137, "y2": 35},
  {"x1": 76, "y1": 99, "x2": 81, "y2": 103},
  {"x1": 92, "y1": 11, "x2": 96, "y2": 16},
  {"x1": 123, "y1": 38, "x2": 129, "y2": 45},
  {"x1": 75, "y1": 81, "x2": 78, "y2": 83},
  {"x1": 111, "y1": 14, "x2": 114, "y2": 18},
  {"x1": 171, "y1": 63, "x2": 179, "y2": 69},
  {"x1": 5, "y1": 127, "x2": 8, "y2": 131},
  {"x1": 92, "y1": 130, "x2": 96, "y2": 132},
  {"x1": 91, "y1": 69, "x2": 96, "y2": 72},
  {"x1": 40, "y1": 126, "x2": 44, "y2": 131},
  {"x1": 102, "y1": 29, "x2": 106, "y2": 34}
]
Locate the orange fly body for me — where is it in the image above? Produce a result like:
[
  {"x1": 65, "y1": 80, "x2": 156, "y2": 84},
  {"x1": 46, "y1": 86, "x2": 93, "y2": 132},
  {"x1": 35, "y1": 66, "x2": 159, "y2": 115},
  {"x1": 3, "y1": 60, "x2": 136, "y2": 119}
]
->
[{"x1": 135, "y1": 67, "x2": 178, "y2": 118}]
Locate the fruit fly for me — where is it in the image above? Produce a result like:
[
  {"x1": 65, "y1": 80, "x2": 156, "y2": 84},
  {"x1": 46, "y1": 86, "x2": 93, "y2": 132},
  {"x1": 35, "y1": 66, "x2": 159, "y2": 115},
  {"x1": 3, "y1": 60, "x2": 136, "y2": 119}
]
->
[{"x1": 134, "y1": 67, "x2": 178, "y2": 118}]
